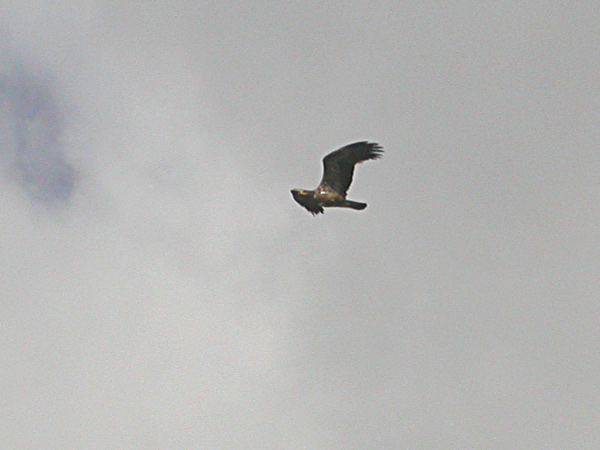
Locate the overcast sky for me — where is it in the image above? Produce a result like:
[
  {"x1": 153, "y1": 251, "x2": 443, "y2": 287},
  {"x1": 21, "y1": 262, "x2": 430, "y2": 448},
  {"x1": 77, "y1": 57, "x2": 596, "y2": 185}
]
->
[{"x1": 2, "y1": 2, "x2": 600, "y2": 449}]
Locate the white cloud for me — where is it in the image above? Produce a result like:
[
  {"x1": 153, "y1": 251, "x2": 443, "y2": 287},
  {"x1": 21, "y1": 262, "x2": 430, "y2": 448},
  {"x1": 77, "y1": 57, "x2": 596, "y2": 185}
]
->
[{"x1": 2, "y1": 1, "x2": 600, "y2": 448}]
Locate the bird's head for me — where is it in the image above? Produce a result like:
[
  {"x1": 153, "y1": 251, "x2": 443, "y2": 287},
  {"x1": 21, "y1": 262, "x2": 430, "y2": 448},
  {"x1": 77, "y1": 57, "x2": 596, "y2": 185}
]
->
[
  {"x1": 291, "y1": 189, "x2": 314, "y2": 205},
  {"x1": 290, "y1": 189, "x2": 309, "y2": 198},
  {"x1": 290, "y1": 189, "x2": 323, "y2": 215}
]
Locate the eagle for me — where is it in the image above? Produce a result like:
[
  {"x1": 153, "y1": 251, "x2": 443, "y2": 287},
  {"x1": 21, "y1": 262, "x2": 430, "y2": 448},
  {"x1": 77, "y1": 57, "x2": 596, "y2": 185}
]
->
[{"x1": 291, "y1": 141, "x2": 383, "y2": 215}]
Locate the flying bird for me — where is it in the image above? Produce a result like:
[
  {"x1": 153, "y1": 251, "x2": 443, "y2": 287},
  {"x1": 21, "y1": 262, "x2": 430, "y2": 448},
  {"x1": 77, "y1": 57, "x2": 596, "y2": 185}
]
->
[{"x1": 291, "y1": 141, "x2": 383, "y2": 215}]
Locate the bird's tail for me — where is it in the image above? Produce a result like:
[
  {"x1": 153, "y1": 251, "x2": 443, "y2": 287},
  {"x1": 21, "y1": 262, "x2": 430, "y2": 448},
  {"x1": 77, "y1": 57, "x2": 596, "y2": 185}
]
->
[{"x1": 344, "y1": 200, "x2": 367, "y2": 210}]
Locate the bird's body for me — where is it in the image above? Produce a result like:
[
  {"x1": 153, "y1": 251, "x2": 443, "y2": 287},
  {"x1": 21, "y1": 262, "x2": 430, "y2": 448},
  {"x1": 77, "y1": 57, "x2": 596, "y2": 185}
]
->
[{"x1": 291, "y1": 141, "x2": 383, "y2": 215}]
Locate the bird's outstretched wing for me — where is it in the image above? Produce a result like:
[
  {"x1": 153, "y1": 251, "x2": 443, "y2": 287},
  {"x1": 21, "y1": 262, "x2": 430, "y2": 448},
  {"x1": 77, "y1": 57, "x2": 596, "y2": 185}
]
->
[{"x1": 319, "y1": 141, "x2": 383, "y2": 196}]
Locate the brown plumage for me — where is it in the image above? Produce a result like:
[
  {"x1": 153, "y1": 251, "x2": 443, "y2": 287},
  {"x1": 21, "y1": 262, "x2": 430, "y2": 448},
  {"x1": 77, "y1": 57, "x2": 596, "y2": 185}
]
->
[{"x1": 291, "y1": 141, "x2": 383, "y2": 215}]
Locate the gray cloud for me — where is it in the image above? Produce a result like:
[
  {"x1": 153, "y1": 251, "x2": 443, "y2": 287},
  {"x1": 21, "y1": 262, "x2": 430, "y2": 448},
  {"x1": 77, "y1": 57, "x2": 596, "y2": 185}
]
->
[{"x1": 0, "y1": 60, "x2": 76, "y2": 204}]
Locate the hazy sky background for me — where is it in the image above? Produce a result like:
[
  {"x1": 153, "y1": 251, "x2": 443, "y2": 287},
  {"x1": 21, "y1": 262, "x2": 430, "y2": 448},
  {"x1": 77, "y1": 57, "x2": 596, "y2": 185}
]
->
[{"x1": 2, "y1": 2, "x2": 599, "y2": 448}]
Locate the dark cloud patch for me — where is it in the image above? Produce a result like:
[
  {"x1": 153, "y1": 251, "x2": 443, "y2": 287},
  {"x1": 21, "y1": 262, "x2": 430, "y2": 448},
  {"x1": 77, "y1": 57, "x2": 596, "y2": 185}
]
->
[{"x1": 0, "y1": 63, "x2": 76, "y2": 204}]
